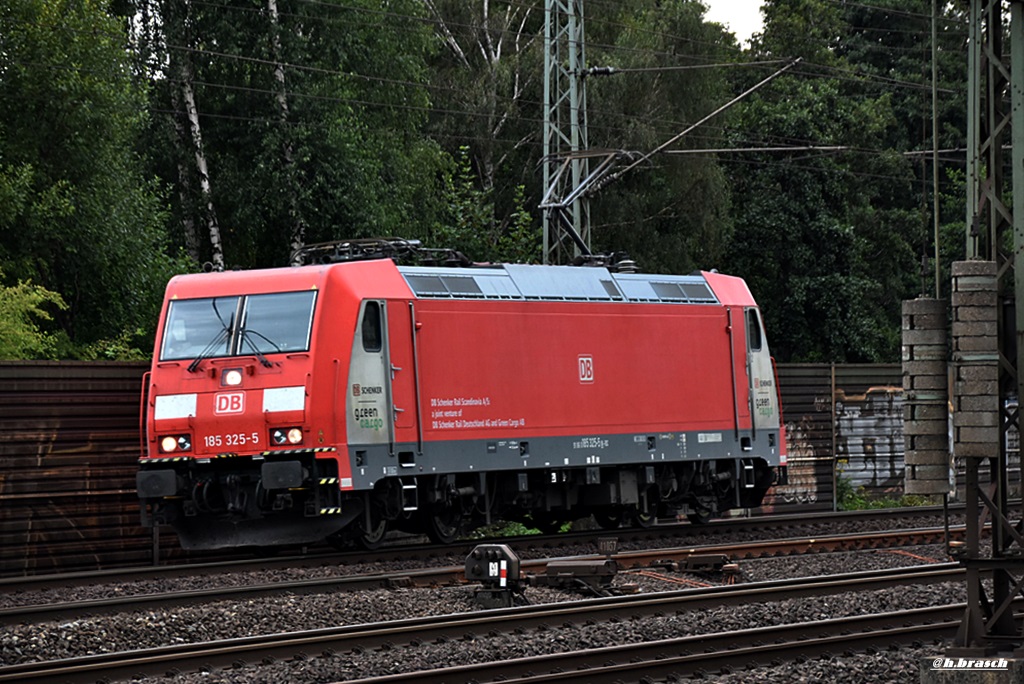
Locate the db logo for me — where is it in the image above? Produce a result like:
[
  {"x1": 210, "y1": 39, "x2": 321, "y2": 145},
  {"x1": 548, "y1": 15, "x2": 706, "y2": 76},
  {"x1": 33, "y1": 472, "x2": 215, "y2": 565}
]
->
[
  {"x1": 215, "y1": 392, "x2": 245, "y2": 414},
  {"x1": 352, "y1": 384, "x2": 361, "y2": 397},
  {"x1": 578, "y1": 355, "x2": 594, "y2": 383}
]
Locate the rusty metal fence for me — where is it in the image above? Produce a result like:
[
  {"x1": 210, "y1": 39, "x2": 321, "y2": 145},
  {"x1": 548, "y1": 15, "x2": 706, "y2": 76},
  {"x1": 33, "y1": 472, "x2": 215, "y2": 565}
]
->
[
  {"x1": 762, "y1": 364, "x2": 904, "y2": 515},
  {"x1": 0, "y1": 362, "x2": 155, "y2": 576},
  {"x1": 1, "y1": 361, "x2": 905, "y2": 576}
]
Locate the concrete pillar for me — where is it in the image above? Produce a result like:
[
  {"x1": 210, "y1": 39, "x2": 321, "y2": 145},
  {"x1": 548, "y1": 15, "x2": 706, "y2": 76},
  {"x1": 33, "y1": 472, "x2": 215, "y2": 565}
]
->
[
  {"x1": 951, "y1": 261, "x2": 1000, "y2": 459},
  {"x1": 902, "y1": 297, "x2": 951, "y2": 495}
]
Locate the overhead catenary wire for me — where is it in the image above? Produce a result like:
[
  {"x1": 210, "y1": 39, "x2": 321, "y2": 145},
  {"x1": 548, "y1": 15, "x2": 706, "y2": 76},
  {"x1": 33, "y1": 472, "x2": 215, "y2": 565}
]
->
[
  {"x1": 36, "y1": 3, "x2": 969, "y2": 141},
  {"x1": 10, "y1": 0, "x2": 971, "y2": 201},
  {"x1": 820, "y1": 0, "x2": 968, "y2": 25},
  {"x1": 584, "y1": 59, "x2": 789, "y2": 76},
  {"x1": 9, "y1": 45, "x2": 964, "y2": 177},
  {"x1": 6, "y1": 59, "x2": 963, "y2": 194},
  {"x1": 598, "y1": 57, "x2": 804, "y2": 192}
]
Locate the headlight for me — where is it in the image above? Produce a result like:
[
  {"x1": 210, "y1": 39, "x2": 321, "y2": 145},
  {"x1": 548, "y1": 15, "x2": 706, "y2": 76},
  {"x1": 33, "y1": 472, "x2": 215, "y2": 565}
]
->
[
  {"x1": 271, "y1": 427, "x2": 303, "y2": 446},
  {"x1": 222, "y1": 368, "x2": 244, "y2": 386},
  {"x1": 159, "y1": 434, "x2": 192, "y2": 453}
]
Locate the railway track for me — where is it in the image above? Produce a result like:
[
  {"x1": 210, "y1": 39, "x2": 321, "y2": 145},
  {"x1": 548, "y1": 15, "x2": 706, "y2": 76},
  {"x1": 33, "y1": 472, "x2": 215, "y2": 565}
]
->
[
  {"x1": 0, "y1": 504, "x2": 961, "y2": 593},
  {"x1": 346, "y1": 605, "x2": 962, "y2": 684},
  {"x1": 0, "y1": 564, "x2": 969, "y2": 684},
  {"x1": 0, "y1": 525, "x2": 960, "y2": 627}
]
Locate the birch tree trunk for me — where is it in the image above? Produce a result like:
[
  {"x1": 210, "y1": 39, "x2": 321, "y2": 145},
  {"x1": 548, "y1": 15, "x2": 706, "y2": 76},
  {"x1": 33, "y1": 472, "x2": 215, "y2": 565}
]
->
[
  {"x1": 267, "y1": 0, "x2": 305, "y2": 266},
  {"x1": 169, "y1": 82, "x2": 200, "y2": 263},
  {"x1": 167, "y1": 0, "x2": 223, "y2": 271},
  {"x1": 426, "y1": 0, "x2": 538, "y2": 195}
]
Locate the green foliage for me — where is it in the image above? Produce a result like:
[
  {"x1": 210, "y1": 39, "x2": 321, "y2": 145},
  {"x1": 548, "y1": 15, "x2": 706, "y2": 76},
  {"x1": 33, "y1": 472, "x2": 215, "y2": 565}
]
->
[
  {"x1": 77, "y1": 328, "x2": 153, "y2": 361},
  {"x1": 935, "y1": 168, "x2": 969, "y2": 294},
  {"x1": 140, "y1": 0, "x2": 451, "y2": 268},
  {"x1": 434, "y1": 147, "x2": 540, "y2": 263},
  {"x1": 584, "y1": 0, "x2": 737, "y2": 274},
  {"x1": 0, "y1": 270, "x2": 67, "y2": 360},
  {"x1": 835, "y1": 473, "x2": 936, "y2": 511},
  {"x1": 423, "y1": 1, "x2": 545, "y2": 255},
  {"x1": 497, "y1": 185, "x2": 542, "y2": 264},
  {"x1": 723, "y1": 0, "x2": 966, "y2": 362},
  {"x1": 725, "y1": 90, "x2": 911, "y2": 360},
  {"x1": 754, "y1": 0, "x2": 845, "y2": 63},
  {"x1": 467, "y1": 521, "x2": 542, "y2": 539},
  {"x1": 0, "y1": 0, "x2": 973, "y2": 365},
  {"x1": 0, "y1": 0, "x2": 181, "y2": 356}
]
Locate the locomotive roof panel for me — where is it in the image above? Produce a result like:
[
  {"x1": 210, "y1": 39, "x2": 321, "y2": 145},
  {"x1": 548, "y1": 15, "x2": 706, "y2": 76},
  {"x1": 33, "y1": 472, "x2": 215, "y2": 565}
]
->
[
  {"x1": 164, "y1": 265, "x2": 329, "y2": 299},
  {"x1": 164, "y1": 260, "x2": 414, "y2": 300},
  {"x1": 398, "y1": 264, "x2": 721, "y2": 305},
  {"x1": 701, "y1": 270, "x2": 757, "y2": 306},
  {"x1": 162, "y1": 261, "x2": 753, "y2": 308}
]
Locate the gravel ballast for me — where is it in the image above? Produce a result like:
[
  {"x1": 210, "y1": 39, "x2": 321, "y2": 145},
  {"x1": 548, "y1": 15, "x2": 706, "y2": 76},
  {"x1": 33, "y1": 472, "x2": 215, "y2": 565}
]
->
[{"x1": 1, "y1": 543, "x2": 965, "y2": 683}]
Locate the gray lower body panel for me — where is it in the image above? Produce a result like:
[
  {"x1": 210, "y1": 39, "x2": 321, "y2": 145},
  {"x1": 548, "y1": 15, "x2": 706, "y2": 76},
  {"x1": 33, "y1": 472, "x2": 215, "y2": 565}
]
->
[{"x1": 349, "y1": 427, "x2": 782, "y2": 490}]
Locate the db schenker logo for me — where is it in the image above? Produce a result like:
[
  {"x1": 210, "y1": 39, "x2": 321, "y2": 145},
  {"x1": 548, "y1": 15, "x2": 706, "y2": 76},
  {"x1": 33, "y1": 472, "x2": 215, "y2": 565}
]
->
[{"x1": 352, "y1": 384, "x2": 383, "y2": 397}]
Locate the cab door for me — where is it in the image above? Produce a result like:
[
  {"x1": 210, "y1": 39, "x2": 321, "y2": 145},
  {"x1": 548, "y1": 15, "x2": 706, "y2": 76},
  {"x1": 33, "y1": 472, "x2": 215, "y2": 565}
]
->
[
  {"x1": 347, "y1": 300, "x2": 392, "y2": 447},
  {"x1": 387, "y1": 300, "x2": 420, "y2": 452},
  {"x1": 745, "y1": 307, "x2": 780, "y2": 433}
]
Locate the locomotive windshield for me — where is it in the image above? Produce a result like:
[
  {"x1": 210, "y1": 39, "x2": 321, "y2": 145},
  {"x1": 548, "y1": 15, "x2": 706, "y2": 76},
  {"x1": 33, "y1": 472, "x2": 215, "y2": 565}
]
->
[{"x1": 160, "y1": 290, "x2": 317, "y2": 362}]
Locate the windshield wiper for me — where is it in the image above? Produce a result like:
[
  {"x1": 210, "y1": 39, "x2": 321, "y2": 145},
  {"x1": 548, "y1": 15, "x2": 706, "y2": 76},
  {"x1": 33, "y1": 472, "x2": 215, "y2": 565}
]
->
[
  {"x1": 238, "y1": 328, "x2": 276, "y2": 368},
  {"x1": 186, "y1": 328, "x2": 229, "y2": 373},
  {"x1": 187, "y1": 300, "x2": 234, "y2": 373}
]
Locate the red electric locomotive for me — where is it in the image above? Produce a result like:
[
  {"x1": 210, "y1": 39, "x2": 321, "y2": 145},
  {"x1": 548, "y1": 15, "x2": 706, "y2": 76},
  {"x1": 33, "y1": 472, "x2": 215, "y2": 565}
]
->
[{"x1": 137, "y1": 249, "x2": 786, "y2": 549}]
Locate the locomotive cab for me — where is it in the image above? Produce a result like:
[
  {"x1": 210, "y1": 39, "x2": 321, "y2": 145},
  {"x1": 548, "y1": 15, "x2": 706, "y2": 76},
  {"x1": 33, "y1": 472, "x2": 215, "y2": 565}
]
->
[{"x1": 137, "y1": 268, "x2": 361, "y2": 548}]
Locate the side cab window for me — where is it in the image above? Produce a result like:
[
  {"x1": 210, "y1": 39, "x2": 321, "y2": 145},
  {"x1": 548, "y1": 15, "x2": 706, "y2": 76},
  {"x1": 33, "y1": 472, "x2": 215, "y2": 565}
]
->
[
  {"x1": 362, "y1": 301, "x2": 382, "y2": 352},
  {"x1": 746, "y1": 308, "x2": 763, "y2": 352}
]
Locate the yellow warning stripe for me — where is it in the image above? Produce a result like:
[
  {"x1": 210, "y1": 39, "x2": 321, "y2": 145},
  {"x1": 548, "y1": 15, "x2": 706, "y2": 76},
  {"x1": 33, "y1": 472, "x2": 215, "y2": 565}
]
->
[
  {"x1": 139, "y1": 446, "x2": 337, "y2": 463},
  {"x1": 259, "y1": 447, "x2": 338, "y2": 457}
]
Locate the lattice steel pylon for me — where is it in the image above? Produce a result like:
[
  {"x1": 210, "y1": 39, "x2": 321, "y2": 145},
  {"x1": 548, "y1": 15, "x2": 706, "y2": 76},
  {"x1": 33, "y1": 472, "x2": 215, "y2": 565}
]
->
[
  {"x1": 541, "y1": 0, "x2": 591, "y2": 264},
  {"x1": 953, "y1": 0, "x2": 1024, "y2": 654}
]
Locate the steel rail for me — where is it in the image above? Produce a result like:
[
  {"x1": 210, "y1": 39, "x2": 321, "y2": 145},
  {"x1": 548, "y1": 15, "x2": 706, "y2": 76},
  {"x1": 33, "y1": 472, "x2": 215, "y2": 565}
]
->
[
  {"x1": 346, "y1": 606, "x2": 963, "y2": 684},
  {"x1": 0, "y1": 563, "x2": 970, "y2": 683},
  {"x1": 0, "y1": 505, "x2": 960, "y2": 593},
  {"x1": 0, "y1": 526, "x2": 961, "y2": 626}
]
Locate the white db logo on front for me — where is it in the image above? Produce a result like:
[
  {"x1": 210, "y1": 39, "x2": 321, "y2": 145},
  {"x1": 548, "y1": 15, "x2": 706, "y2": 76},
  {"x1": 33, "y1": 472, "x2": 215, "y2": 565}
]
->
[
  {"x1": 578, "y1": 355, "x2": 594, "y2": 383},
  {"x1": 215, "y1": 392, "x2": 245, "y2": 414}
]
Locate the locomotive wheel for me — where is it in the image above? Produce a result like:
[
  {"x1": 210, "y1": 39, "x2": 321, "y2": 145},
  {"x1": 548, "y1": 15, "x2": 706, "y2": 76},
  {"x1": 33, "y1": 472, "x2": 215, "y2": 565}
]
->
[
  {"x1": 356, "y1": 513, "x2": 388, "y2": 550},
  {"x1": 426, "y1": 509, "x2": 461, "y2": 544},
  {"x1": 593, "y1": 509, "x2": 623, "y2": 530},
  {"x1": 687, "y1": 509, "x2": 712, "y2": 525},
  {"x1": 629, "y1": 505, "x2": 657, "y2": 529},
  {"x1": 425, "y1": 475, "x2": 463, "y2": 544},
  {"x1": 323, "y1": 509, "x2": 386, "y2": 550}
]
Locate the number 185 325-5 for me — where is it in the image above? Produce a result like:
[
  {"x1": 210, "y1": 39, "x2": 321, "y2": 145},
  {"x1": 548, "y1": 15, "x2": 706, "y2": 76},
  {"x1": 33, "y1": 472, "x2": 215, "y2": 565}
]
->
[{"x1": 204, "y1": 432, "x2": 260, "y2": 448}]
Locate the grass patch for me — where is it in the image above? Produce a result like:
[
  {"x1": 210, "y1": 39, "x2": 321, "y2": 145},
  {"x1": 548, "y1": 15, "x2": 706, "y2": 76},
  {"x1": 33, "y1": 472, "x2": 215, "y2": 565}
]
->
[{"x1": 835, "y1": 473, "x2": 936, "y2": 510}]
